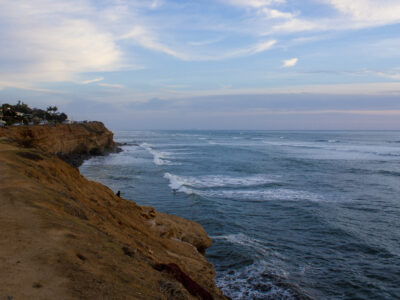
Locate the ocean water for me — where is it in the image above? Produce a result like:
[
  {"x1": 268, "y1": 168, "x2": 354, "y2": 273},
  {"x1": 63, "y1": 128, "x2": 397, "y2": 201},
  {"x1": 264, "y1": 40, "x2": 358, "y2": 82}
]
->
[{"x1": 80, "y1": 131, "x2": 400, "y2": 299}]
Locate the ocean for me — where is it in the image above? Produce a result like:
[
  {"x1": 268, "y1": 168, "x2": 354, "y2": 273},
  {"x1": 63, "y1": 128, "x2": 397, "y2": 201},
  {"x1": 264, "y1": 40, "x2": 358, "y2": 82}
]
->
[{"x1": 80, "y1": 131, "x2": 400, "y2": 299}]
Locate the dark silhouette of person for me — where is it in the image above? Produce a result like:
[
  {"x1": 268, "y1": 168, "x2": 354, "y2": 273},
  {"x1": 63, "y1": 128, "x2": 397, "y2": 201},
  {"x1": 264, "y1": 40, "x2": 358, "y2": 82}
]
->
[{"x1": 116, "y1": 190, "x2": 121, "y2": 197}]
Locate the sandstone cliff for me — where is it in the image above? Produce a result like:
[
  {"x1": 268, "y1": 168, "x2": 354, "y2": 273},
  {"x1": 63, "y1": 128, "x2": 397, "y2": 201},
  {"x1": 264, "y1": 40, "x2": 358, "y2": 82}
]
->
[
  {"x1": 0, "y1": 122, "x2": 115, "y2": 166},
  {"x1": 0, "y1": 124, "x2": 227, "y2": 299}
]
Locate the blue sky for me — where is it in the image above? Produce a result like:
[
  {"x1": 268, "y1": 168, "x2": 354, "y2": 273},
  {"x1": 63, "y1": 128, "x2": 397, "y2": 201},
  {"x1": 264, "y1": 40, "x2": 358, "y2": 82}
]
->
[{"x1": 1, "y1": 0, "x2": 400, "y2": 129}]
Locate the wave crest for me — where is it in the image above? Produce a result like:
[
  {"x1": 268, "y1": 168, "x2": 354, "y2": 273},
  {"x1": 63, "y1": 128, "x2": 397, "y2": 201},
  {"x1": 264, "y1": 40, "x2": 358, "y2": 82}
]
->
[{"x1": 140, "y1": 143, "x2": 174, "y2": 165}]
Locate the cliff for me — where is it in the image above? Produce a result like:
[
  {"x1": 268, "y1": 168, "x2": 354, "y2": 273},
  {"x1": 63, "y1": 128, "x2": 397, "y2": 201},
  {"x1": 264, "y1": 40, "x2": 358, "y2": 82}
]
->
[
  {"x1": 0, "y1": 122, "x2": 116, "y2": 166},
  {"x1": 0, "y1": 124, "x2": 227, "y2": 299}
]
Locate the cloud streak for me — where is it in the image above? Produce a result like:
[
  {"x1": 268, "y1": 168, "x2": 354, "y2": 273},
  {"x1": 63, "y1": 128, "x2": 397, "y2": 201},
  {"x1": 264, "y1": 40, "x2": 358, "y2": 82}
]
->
[
  {"x1": 121, "y1": 26, "x2": 188, "y2": 60},
  {"x1": 283, "y1": 58, "x2": 298, "y2": 68},
  {"x1": 81, "y1": 77, "x2": 105, "y2": 85},
  {"x1": 223, "y1": 0, "x2": 286, "y2": 8},
  {"x1": 121, "y1": 26, "x2": 276, "y2": 61},
  {"x1": 97, "y1": 83, "x2": 125, "y2": 89}
]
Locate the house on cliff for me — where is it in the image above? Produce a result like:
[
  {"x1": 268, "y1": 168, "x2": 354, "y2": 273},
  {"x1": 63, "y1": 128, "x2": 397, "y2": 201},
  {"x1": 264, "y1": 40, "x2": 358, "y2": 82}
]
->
[{"x1": 0, "y1": 109, "x2": 5, "y2": 127}]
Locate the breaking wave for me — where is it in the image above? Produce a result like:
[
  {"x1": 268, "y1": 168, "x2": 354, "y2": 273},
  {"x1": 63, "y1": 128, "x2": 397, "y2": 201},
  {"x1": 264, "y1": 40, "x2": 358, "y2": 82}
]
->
[
  {"x1": 140, "y1": 143, "x2": 174, "y2": 165},
  {"x1": 164, "y1": 173, "x2": 277, "y2": 189},
  {"x1": 163, "y1": 173, "x2": 320, "y2": 202}
]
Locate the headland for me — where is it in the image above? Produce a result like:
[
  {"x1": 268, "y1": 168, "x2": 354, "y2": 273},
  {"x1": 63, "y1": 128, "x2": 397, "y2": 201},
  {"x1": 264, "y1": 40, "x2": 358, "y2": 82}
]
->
[{"x1": 0, "y1": 122, "x2": 227, "y2": 299}]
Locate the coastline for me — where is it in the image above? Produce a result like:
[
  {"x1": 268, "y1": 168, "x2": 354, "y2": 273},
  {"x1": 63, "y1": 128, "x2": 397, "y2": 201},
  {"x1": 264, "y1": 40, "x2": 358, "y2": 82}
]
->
[
  {"x1": 0, "y1": 123, "x2": 227, "y2": 299},
  {"x1": 0, "y1": 122, "x2": 119, "y2": 167}
]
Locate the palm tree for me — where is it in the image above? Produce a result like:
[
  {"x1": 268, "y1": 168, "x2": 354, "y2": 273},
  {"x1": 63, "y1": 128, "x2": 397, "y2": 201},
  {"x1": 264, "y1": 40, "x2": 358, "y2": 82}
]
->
[{"x1": 46, "y1": 106, "x2": 58, "y2": 113}]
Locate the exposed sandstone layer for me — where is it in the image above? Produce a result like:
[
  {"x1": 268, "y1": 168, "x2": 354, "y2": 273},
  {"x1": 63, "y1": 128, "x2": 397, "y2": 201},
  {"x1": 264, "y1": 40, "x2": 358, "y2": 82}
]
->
[
  {"x1": 0, "y1": 122, "x2": 115, "y2": 166},
  {"x1": 0, "y1": 125, "x2": 227, "y2": 299}
]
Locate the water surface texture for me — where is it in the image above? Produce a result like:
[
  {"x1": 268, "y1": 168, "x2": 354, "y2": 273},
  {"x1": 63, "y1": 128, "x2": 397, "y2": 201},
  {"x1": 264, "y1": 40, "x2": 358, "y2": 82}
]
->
[{"x1": 80, "y1": 131, "x2": 400, "y2": 299}]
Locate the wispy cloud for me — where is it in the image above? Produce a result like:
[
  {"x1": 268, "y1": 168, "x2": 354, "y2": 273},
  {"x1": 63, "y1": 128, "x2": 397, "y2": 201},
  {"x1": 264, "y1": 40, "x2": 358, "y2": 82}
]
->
[
  {"x1": 261, "y1": 7, "x2": 294, "y2": 19},
  {"x1": 158, "y1": 83, "x2": 189, "y2": 89},
  {"x1": 221, "y1": 40, "x2": 277, "y2": 59},
  {"x1": 81, "y1": 77, "x2": 105, "y2": 85},
  {"x1": 223, "y1": 0, "x2": 286, "y2": 8},
  {"x1": 120, "y1": 26, "x2": 188, "y2": 60},
  {"x1": 121, "y1": 26, "x2": 276, "y2": 61},
  {"x1": 0, "y1": 80, "x2": 64, "y2": 94},
  {"x1": 283, "y1": 58, "x2": 298, "y2": 68},
  {"x1": 188, "y1": 37, "x2": 224, "y2": 46},
  {"x1": 97, "y1": 83, "x2": 125, "y2": 89},
  {"x1": 150, "y1": 82, "x2": 400, "y2": 99},
  {"x1": 325, "y1": 0, "x2": 400, "y2": 26},
  {"x1": 373, "y1": 71, "x2": 400, "y2": 81},
  {"x1": 207, "y1": 39, "x2": 277, "y2": 59},
  {"x1": 150, "y1": 0, "x2": 163, "y2": 9},
  {"x1": 224, "y1": 0, "x2": 400, "y2": 35},
  {"x1": 254, "y1": 40, "x2": 277, "y2": 53}
]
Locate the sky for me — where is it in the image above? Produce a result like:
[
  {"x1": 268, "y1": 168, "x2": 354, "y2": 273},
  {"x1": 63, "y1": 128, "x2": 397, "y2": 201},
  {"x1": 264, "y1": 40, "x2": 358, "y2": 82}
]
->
[{"x1": 0, "y1": 0, "x2": 400, "y2": 130}]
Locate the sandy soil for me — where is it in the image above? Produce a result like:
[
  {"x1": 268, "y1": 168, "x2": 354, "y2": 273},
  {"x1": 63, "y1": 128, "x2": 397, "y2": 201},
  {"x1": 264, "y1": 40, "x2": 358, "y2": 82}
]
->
[{"x1": 0, "y1": 138, "x2": 227, "y2": 300}]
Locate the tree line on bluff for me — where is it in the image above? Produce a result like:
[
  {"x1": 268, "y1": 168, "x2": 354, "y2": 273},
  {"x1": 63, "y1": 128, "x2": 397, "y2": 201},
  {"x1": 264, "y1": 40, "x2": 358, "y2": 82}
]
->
[{"x1": 0, "y1": 101, "x2": 68, "y2": 126}]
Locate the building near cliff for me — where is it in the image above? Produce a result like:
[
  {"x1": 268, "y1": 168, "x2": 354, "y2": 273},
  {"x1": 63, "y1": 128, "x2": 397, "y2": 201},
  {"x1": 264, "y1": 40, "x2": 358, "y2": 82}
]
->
[{"x1": 1, "y1": 102, "x2": 69, "y2": 126}]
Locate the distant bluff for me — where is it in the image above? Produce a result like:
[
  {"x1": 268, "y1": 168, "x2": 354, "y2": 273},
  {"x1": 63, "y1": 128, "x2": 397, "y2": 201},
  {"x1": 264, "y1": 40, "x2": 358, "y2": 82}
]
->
[{"x1": 0, "y1": 121, "x2": 115, "y2": 166}]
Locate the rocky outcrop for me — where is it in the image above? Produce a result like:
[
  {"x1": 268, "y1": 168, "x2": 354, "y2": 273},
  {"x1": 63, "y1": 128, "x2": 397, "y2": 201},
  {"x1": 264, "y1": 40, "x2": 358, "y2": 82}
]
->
[
  {"x1": 0, "y1": 125, "x2": 227, "y2": 299},
  {"x1": 0, "y1": 122, "x2": 115, "y2": 166}
]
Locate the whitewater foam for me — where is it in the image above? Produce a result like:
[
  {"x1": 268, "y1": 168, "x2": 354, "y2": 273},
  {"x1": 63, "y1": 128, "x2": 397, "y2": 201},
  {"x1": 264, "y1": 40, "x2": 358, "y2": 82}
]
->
[
  {"x1": 212, "y1": 233, "x2": 271, "y2": 258},
  {"x1": 216, "y1": 262, "x2": 296, "y2": 300},
  {"x1": 213, "y1": 233, "x2": 301, "y2": 299},
  {"x1": 163, "y1": 173, "x2": 320, "y2": 201},
  {"x1": 203, "y1": 188, "x2": 321, "y2": 202},
  {"x1": 169, "y1": 173, "x2": 277, "y2": 188},
  {"x1": 140, "y1": 143, "x2": 174, "y2": 165},
  {"x1": 163, "y1": 173, "x2": 196, "y2": 195}
]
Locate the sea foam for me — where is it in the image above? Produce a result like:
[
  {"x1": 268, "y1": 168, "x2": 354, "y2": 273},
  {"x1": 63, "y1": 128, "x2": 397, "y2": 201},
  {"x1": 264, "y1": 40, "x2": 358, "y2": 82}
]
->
[
  {"x1": 163, "y1": 173, "x2": 320, "y2": 201},
  {"x1": 163, "y1": 173, "x2": 279, "y2": 196},
  {"x1": 212, "y1": 233, "x2": 271, "y2": 258},
  {"x1": 213, "y1": 233, "x2": 299, "y2": 299},
  {"x1": 163, "y1": 173, "x2": 196, "y2": 195},
  {"x1": 202, "y1": 189, "x2": 321, "y2": 202},
  {"x1": 164, "y1": 173, "x2": 277, "y2": 189},
  {"x1": 216, "y1": 262, "x2": 296, "y2": 300},
  {"x1": 140, "y1": 143, "x2": 174, "y2": 165}
]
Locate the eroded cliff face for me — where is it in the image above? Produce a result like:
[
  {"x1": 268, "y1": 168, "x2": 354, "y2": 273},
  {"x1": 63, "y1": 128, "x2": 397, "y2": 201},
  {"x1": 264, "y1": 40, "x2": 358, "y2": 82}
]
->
[
  {"x1": 0, "y1": 122, "x2": 115, "y2": 165},
  {"x1": 0, "y1": 126, "x2": 227, "y2": 299}
]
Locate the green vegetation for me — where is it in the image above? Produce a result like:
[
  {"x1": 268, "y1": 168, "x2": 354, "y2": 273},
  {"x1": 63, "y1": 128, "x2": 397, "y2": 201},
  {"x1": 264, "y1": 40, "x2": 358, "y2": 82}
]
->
[{"x1": 0, "y1": 101, "x2": 68, "y2": 126}]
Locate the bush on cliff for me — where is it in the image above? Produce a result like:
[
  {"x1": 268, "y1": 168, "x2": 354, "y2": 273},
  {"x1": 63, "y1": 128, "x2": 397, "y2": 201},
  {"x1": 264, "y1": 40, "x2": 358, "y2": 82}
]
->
[{"x1": 0, "y1": 101, "x2": 68, "y2": 125}]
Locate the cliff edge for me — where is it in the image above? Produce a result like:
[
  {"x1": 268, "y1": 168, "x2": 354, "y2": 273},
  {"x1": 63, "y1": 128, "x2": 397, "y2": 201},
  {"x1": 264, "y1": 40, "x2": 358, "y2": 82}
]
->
[
  {"x1": 0, "y1": 124, "x2": 227, "y2": 299},
  {"x1": 0, "y1": 122, "x2": 116, "y2": 166}
]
